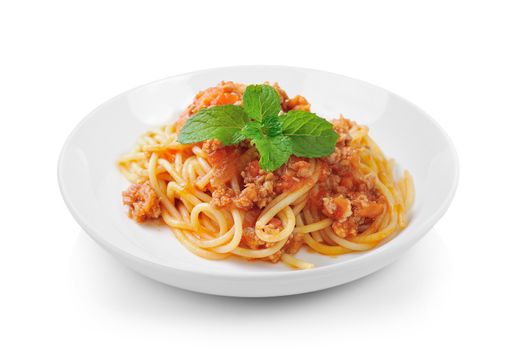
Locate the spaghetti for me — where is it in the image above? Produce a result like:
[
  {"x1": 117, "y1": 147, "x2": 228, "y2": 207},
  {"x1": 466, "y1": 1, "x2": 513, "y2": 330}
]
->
[{"x1": 119, "y1": 82, "x2": 414, "y2": 269}]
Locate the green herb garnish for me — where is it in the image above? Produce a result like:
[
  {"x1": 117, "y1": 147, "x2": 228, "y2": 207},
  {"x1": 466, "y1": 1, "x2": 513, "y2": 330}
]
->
[{"x1": 178, "y1": 84, "x2": 338, "y2": 171}]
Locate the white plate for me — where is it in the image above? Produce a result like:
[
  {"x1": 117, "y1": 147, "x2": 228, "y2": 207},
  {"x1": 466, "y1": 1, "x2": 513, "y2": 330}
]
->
[{"x1": 58, "y1": 66, "x2": 459, "y2": 297}]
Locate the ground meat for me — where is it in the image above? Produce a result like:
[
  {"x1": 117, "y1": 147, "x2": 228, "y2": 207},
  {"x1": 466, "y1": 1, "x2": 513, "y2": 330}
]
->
[
  {"x1": 363, "y1": 174, "x2": 376, "y2": 191},
  {"x1": 233, "y1": 185, "x2": 257, "y2": 210},
  {"x1": 325, "y1": 192, "x2": 385, "y2": 238},
  {"x1": 262, "y1": 217, "x2": 282, "y2": 236},
  {"x1": 324, "y1": 145, "x2": 359, "y2": 168},
  {"x1": 241, "y1": 160, "x2": 267, "y2": 184},
  {"x1": 234, "y1": 161, "x2": 277, "y2": 209},
  {"x1": 240, "y1": 220, "x2": 287, "y2": 263},
  {"x1": 285, "y1": 95, "x2": 311, "y2": 111},
  {"x1": 256, "y1": 179, "x2": 275, "y2": 207},
  {"x1": 211, "y1": 186, "x2": 235, "y2": 208},
  {"x1": 241, "y1": 227, "x2": 265, "y2": 250},
  {"x1": 283, "y1": 233, "x2": 304, "y2": 254},
  {"x1": 186, "y1": 81, "x2": 245, "y2": 116},
  {"x1": 322, "y1": 197, "x2": 337, "y2": 216},
  {"x1": 272, "y1": 83, "x2": 289, "y2": 109},
  {"x1": 273, "y1": 158, "x2": 311, "y2": 192},
  {"x1": 333, "y1": 220, "x2": 359, "y2": 238},
  {"x1": 288, "y1": 160, "x2": 311, "y2": 178},
  {"x1": 317, "y1": 186, "x2": 386, "y2": 238},
  {"x1": 351, "y1": 194, "x2": 385, "y2": 218},
  {"x1": 324, "y1": 147, "x2": 344, "y2": 165},
  {"x1": 332, "y1": 116, "x2": 353, "y2": 141},
  {"x1": 271, "y1": 83, "x2": 311, "y2": 112},
  {"x1": 322, "y1": 195, "x2": 352, "y2": 222},
  {"x1": 241, "y1": 230, "x2": 306, "y2": 263},
  {"x1": 202, "y1": 139, "x2": 224, "y2": 154},
  {"x1": 263, "y1": 251, "x2": 283, "y2": 263},
  {"x1": 262, "y1": 229, "x2": 305, "y2": 263},
  {"x1": 122, "y1": 181, "x2": 161, "y2": 222},
  {"x1": 234, "y1": 158, "x2": 314, "y2": 210},
  {"x1": 234, "y1": 182, "x2": 275, "y2": 209}
]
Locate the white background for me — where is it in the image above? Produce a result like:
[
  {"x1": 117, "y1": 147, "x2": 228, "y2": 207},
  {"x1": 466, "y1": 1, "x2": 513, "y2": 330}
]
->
[{"x1": 1, "y1": 0, "x2": 515, "y2": 349}]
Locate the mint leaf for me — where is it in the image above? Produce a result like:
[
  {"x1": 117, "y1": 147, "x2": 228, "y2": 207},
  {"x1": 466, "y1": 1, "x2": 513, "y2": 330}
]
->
[
  {"x1": 243, "y1": 84, "x2": 281, "y2": 122},
  {"x1": 280, "y1": 110, "x2": 338, "y2": 157},
  {"x1": 262, "y1": 115, "x2": 282, "y2": 137},
  {"x1": 253, "y1": 135, "x2": 293, "y2": 171},
  {"x1": 240, "y1": 121, "x2": 262, "y2": 139},
  {"x1": 178, "y1": 105, "x2": 248, "y2": 145},
  {"x1": 241, "y1": 116, "x2": 282, "y2": 138}
]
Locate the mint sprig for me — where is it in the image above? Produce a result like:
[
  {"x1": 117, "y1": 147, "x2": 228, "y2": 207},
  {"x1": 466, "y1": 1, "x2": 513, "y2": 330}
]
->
[{"x1": 178, "y1": 84, "x2": 338, "y2": 171}]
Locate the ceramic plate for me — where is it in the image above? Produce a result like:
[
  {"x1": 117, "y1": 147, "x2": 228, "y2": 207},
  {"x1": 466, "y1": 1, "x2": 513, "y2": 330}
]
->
[{"x1": 58, "y1": 66, "x2": 459, "y2": 297}]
